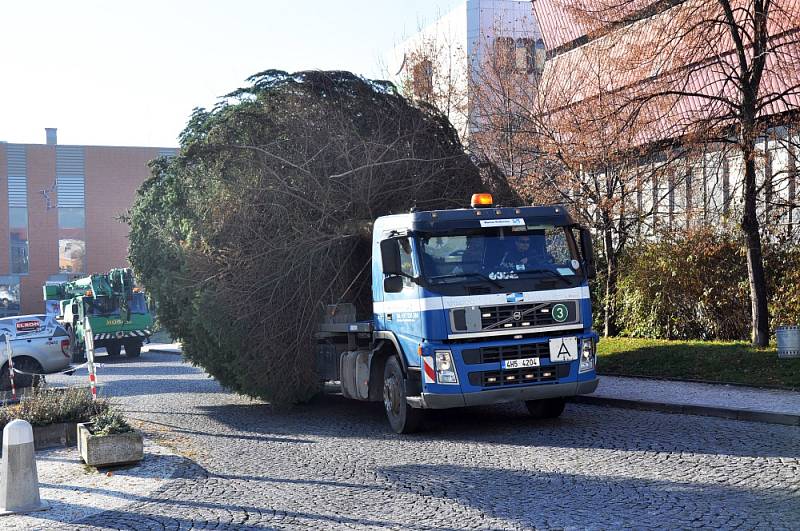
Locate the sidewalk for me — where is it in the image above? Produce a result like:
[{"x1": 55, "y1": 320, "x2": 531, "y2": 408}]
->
[
  {"x1": 574, "y1": 375, "x2": 800, "y2": 426},
  {"x1": 142, "y1": 341, "x2": 182, "y2": 355},
  {"x1": 0, "y1": 441, "x2": 181, "y2": 529}
]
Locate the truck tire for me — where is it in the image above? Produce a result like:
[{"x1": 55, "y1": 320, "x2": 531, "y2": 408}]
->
[
  {"x1": 382, "y1": 356, "x2": 423, "y2": 434},
  {"x1": 525, "y1": 397, "x2": 566, "y2": 419},
  {"x1": 6, "y1": 357, "x2": 43, "y2": 390},
  {"x1": 0, "y1": 364, "x2": 9, "y2": 391},
  {"x1": 68, "y1": 327, "x2": 85, "y2": 363},
  {"x1": 105, "y1": 342, "x2": 122, "y2": 357},
  {"x1": 124, "y1": 341, "x2": 142, "y2": 358}
]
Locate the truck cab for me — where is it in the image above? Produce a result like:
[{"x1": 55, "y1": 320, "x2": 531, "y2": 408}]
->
[{"x1": 319, "y1": 195, "x2": 599, "y2": 433}]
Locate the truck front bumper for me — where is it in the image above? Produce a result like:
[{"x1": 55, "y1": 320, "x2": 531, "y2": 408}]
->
[{"x1": 416, "y1": 378, "x2": 599, "y2": 409}]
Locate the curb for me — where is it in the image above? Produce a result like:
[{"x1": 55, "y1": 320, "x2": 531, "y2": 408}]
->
[
  {"x1": 569, "y1": 395, "x2": 800, "y2": 427},
  {"x1": 145, "y1": 349, "x2": 182, "y2": 355}
]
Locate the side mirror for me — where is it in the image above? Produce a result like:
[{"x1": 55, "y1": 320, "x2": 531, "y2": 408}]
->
[
  {"x1": 380, "y1": 239, "x2": 403, "y2": 276},
  {"x1": 579, "y1": 228, "x2": 597, "y2": 280},
  {"x1": 384, "y1": 276, "x2": 404, "y2": 293},
  {"x1": 71, "y1": 303, "x2": 79, "y2": 315}
]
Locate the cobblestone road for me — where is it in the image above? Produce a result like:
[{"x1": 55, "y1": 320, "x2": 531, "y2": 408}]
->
[{"x1": 38, "y1": 353, "x2": 800, "y2": 530}]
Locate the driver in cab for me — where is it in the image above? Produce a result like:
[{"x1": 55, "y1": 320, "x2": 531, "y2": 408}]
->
[{"x1": 500, "y1": 235, "x2": 549, "y2": 271}]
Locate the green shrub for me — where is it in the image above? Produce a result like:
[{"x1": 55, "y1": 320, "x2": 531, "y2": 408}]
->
[
  {"x1": 613, "y1": 228, "x2": 800, "y2": 341},
  {"x1": 764, "y1": 235, "x2": 800, "y2": 330},
  {"x1": 0, "y1": 387, "x2": 109, "y2": 431},
  {"x1": 90, "y1": 409, "x2": 133, "y2": 436},
  {"x1": 616, "y1": 228, "x2": 750, "y2": 340}
]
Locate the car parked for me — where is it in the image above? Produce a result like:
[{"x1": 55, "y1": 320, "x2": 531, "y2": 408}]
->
[{"x1": 0, "y1": 314, "x2": 71, "y2": 390}]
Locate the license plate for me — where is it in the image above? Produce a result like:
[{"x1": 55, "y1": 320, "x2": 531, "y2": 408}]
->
[
  {"x1": 503, "y1": 357, "x2": 540, "y2": 369},
  {"x1": 549, "y1": 336, "x2": 578, "y2": 362}
]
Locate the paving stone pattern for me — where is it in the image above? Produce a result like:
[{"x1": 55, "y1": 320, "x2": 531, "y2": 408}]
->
[
  {"x1": 34, "y1": 354, "x2": 800, "y2": 530},
  {"x1": 2, "y1": 443, "x2": 181, "y2": 529}
]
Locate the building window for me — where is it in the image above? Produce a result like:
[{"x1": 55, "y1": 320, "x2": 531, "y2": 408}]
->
[
  {"x1": 515, "y1": 38, "x2": 532, "y2": 72},
  {"x1": 7, "y1": 145, "x2": 28, "y2": 275},
  {"x1": 722, "y1": 155, "x2": 731, "y2": 215},
  {"x1": 533, "y1": 38, "x2": 546, "y2": 73},
  {"x1": 412, "y1": 58, "x2": 434, "y2": 100},
  {"x1": 9, "y1": 207, "x2": 29, "y2": 274},
  {"x1": 58, "y1": 207, "x2": 85, "y2": 229},
  {"x1": 56, "y1": 146, "x2": 86, "y2": 275},
  {"x1": 494, "y1": 37, "x2": 515, "y2": 72},
  {"x1": 789, "y1": 127, "x2": 797, "y2": 228},
  {"x1": 58, "y1": 238, "x2": 86, "y2": 274}
]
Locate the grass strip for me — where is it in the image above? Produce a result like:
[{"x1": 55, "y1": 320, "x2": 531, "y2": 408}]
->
[{"x1": 597, "y1": 337, "x2": 800, "y2": 390}]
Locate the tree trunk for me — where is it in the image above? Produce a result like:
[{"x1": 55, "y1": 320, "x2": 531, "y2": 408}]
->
[
  {"x1": 741, "y1": 146, "x2": 770, "y2": 347},
  {"x1": 603, "y1": 226, "x2": 619, "y2": 337}
]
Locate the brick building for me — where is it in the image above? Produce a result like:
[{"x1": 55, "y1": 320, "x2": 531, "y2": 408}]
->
[{"x1": 0, "y1": 129, "x2": 176, "y2": 316}]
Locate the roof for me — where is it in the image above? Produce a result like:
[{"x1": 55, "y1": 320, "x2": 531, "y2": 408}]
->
[
  {"x1": 410, "y1": 205, "x2": 577, "y2": 232},
  {"x1": 535, "y1": 0, "x2": 800, "y2": 149},
  {"x1": 533, "y1": 0, "x2": 659, "y2": 52}
]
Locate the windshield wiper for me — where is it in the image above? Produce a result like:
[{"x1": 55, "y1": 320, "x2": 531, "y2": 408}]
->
[
  {"x1": 427, "y1": 272, "x2": 506, "y2": 290},
  {"x1": 515, "y1": 268, "x2": 574, "y2": 285}
]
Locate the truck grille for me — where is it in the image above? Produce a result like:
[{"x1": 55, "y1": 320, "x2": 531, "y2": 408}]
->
[
  {"x1": 468, "y1": 364, "x2": 569, "y2": 387},
  {"x1": 480, "y1": 301, "x2": 577, "y2": 330},
  {"x1": 462, "y1": 343, "x2": 549, "y2": 365}
]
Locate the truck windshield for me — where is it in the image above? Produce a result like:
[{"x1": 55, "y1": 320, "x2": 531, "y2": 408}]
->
[
  {"x1": 88, "y1": 293, "x2": 148, "y2": 316},
  {"x1": 418, "y1": 226, "x2": 583, "y2": 293}
]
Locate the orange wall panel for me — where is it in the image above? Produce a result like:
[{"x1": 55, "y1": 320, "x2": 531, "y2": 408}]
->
[
  {"x1": 23, "y1": 145, "x2": 58, "y2": 313},
  {"x1": 84, "y1": 146, "x2": 159, "y2": 274}
]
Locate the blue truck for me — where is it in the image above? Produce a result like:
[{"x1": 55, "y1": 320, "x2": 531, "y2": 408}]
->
[{"x1": 317, "y1": 194, "x2": 599, "y2": 433}]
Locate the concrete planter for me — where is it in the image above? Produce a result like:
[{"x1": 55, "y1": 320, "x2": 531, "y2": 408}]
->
[
  {"x1": 76, "y1": 423, "x2": 143, "y2": 467},
  {"x1": 32, "y1": 422, "x2": 79, "y2": 450}
]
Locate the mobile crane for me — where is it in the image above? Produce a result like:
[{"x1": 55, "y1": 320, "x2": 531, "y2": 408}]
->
[{"x1": 43, "y1": 268, "x2": 153, "y2": 361}]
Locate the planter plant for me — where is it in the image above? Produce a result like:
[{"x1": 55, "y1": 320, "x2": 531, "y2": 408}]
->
[
  {"x1": 77, "y1": 409, "x2": 143, "y2": 467},
  {"x1": 0, "y1": 387, "x2": 109, "y2": 450}
]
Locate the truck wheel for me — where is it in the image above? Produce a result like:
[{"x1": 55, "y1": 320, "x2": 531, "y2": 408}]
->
[
  {"x1": 525, "y1": 398, "x2": 566, "y2": 419},
  {"x1": 9, "y1": 358, "x2": 43, "y2": 390},
  {"x1": 68, "y1": 327, "x2": 85, "y2": 363},
  {"x1": 106, "y1": 342, "x2": 121, "y2": 357},
  {"x1": 0, "y1": 364, "x2": 10, "y2": 391},
  {"x1": 383, "y1": 356, "x2": 423, "y2": 434},
  {"x1": 124, "y1": 341, "x2": 142, "y2": 358}
]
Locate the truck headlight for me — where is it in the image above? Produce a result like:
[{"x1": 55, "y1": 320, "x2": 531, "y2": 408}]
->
[
  {"x1": 435, "y1": 350, "x2": 459, "y2": 384},
  {"x1": 579, "y1": 338, "x2": 596, "y2": 373}
]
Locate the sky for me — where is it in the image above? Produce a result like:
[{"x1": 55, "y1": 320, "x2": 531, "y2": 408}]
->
[{"x1": 0, "y1": 0, "x2": 464, "y2": 148}]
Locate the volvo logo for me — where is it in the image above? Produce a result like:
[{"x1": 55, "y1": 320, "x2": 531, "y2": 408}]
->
[{"x1": 513, "y1": 311, "x2": 522, "y2": 321}]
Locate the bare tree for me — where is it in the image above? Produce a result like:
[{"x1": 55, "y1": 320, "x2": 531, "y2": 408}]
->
[
  {"x1": 390, "y1": 27, "x2": 471, "y2": 141},
  {"x1": 470, "y1": 27, "x2": 692, "y2": 336},
  {"x1": 557, "y1": 0, "x2": 800, "y2": 345}
]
